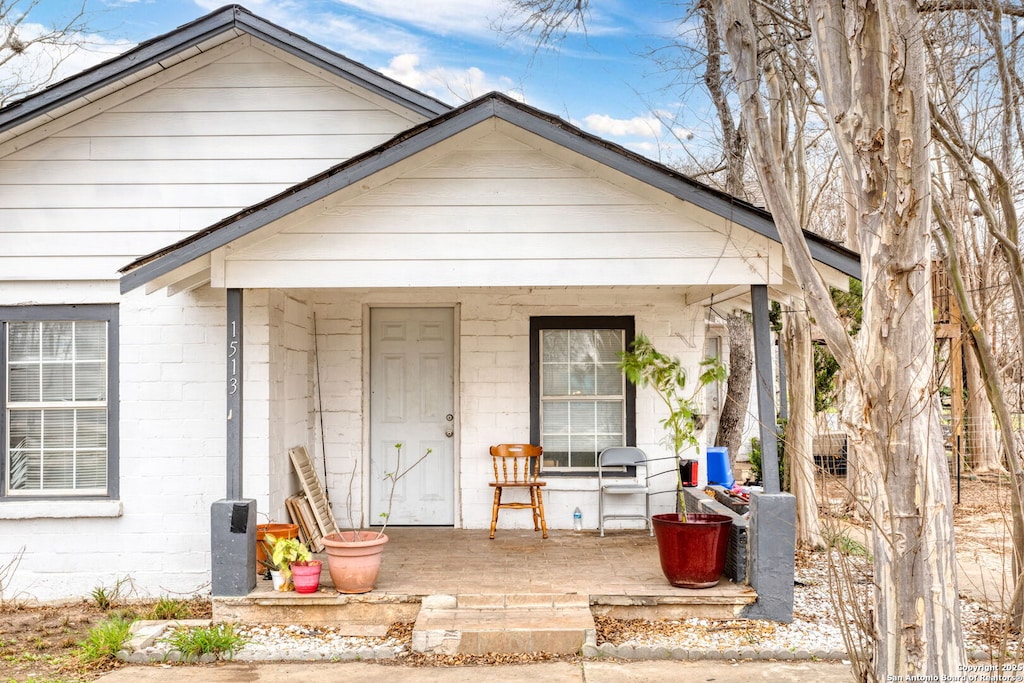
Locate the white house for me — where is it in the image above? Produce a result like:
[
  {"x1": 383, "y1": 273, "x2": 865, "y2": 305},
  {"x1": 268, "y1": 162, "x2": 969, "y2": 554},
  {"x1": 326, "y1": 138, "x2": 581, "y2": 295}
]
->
[{"x1": 0, "y1": 5, "x2": 857, "y2": 603}]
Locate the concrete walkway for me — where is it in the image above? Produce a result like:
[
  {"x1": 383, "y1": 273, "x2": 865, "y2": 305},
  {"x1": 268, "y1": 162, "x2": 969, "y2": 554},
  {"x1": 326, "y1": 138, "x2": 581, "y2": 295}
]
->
[{"x1": 98, "y1": 660, "x2": 854, "y2": 682}]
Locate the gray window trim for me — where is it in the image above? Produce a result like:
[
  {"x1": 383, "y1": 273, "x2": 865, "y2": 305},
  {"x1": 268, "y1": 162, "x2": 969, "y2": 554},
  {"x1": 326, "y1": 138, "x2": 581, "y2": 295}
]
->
[{"x1": 0, "y1": 304, "x2": 119, "y2": 501}]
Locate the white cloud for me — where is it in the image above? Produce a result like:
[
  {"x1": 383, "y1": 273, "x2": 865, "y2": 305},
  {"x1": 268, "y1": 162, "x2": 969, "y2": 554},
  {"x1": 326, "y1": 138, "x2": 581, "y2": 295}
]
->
[
  {"x1": 381, "y1": 53, "x2": 522, "y2": 104},
  {"x1": 581, "y1": 113, "x2": 663, "y2": 138}
]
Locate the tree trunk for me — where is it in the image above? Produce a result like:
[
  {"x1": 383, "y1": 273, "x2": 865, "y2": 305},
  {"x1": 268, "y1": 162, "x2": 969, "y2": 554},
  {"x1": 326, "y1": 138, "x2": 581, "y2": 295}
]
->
[
  {"x1": 715, "y1": 0, "x2": 964, "y2": 676},
  {"x1": 714, "y1": 313, "x2": 752, "y2": 472},
  {"x1": 784, "y1": 301, "x2": 824, "y2": 549}
]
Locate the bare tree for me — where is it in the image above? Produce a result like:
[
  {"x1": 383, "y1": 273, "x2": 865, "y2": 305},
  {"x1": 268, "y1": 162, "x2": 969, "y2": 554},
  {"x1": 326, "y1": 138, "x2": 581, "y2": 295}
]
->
[
  {"x1": 715, "y1": 0, "x2": 963, "y2": 677},
  {"x1": 1, "y1": 0, "x2": 90, "y2": 106},
  {"x1": 927, "y1": 3, "x2": 1024, "y2": 627}
]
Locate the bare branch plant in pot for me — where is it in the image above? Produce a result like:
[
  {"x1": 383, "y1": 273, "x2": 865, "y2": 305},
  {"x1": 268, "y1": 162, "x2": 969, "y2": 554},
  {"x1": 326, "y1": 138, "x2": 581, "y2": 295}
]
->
[
  {"x1": 618, "y1": 333, "x2": 734, "y2": 588},
  {"x1": 322, "y1": 443, "x2": 432, "y2": 593}
]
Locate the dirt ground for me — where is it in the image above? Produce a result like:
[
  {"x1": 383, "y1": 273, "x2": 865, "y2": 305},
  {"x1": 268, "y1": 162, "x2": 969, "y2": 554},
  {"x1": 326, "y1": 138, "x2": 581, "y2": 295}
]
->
[{"x1": 0, "y1": 476, "x2": 1013, "y2": 683}]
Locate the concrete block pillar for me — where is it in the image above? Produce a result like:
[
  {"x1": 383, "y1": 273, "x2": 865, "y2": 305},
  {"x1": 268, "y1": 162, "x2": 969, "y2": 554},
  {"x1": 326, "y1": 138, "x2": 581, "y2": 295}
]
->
[
  {"x1": 211, "y1": 499, "x2": 256, "y2": 597},
  {"x1": 741, "y1": 491, "x2": 795, "y2": 622}
]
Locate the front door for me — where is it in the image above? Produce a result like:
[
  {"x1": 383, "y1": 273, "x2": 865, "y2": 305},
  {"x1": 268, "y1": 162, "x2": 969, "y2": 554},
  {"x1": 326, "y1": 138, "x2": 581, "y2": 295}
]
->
[{"x1": 369, "y1": 307, "x2": 455, "y2": 525}]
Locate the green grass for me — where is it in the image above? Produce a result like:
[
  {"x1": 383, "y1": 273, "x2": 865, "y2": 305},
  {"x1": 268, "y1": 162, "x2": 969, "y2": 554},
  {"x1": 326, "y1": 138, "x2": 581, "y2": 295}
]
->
[
  {"x1": 78, "y1": 615, "x2": 134, "y2": 663},
  {"x1": 161, "y1": 623, "x2": 247, "y2": 661},
  {"x1": 827, "y1": 529, "x2": 870, "y2": 557},
  {"x1": 146, "y1": 597, "x2": 193, "y2": 621}
]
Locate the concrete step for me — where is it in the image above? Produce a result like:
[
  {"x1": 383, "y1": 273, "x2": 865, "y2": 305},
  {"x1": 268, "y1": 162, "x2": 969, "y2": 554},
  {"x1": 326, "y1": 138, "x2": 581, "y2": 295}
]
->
[{"x1": 412, "y1": 593, "x2": 595, "y2": 655}]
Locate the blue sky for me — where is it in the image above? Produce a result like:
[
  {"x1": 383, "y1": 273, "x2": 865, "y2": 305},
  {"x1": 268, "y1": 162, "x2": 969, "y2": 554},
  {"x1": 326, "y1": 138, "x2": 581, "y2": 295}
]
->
[{"x1": 17, "y1": 0, "x2": 708, "y2": 162}]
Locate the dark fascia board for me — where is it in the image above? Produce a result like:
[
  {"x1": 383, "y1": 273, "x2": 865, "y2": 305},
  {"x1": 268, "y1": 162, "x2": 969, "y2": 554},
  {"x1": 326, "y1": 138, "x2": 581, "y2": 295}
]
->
[
  {"x1": 120, "y1": 92, "x2": 860, "y2": 292},
  {"x1": 0, "y1": 4, "x2": 449, "y2": 135}
]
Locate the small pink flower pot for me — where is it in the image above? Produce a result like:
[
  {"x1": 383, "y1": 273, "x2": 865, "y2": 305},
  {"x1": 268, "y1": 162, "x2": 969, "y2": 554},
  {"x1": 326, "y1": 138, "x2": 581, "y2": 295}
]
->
[{"x1": 290, "y1": 560, "x2": 322, "y2": 594}]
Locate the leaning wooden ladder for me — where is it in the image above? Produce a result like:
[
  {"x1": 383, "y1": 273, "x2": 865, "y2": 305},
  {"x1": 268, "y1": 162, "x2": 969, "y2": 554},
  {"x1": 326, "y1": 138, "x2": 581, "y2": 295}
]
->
[{"x1": 287, "y1": 446, "x2": 340, "y2": 552}]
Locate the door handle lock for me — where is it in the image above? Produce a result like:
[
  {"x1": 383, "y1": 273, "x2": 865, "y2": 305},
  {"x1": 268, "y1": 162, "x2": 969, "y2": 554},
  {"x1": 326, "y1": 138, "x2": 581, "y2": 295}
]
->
[
  {"x1": 445, "y1": 429, "x2": 454, "y2": 438},
  {"x1": 446, "y1": 414, "x2": 454, "y2": 422}
]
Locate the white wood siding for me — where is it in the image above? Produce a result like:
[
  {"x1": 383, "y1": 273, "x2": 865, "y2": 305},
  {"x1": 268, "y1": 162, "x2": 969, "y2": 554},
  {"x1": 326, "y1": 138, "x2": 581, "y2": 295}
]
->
[
  {"x1": 219, "y1": 130, "x2": 784, "y2": 288},
  {"x1": 0, "y1": 38, "x2": 422, "y2": 282}
]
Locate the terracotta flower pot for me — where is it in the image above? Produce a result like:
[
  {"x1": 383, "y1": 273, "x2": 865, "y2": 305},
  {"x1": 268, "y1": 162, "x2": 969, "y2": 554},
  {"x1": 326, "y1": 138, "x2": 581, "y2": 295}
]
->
[
  {"x1": 290, "y1": 560, "x2": 322, "y2": 594},
  {"x1": 651, "y1": 513, "x2": 733, "y2": 589},
  {"x1": 322, "y1": 531, "x2": 388, "y2": 594}
]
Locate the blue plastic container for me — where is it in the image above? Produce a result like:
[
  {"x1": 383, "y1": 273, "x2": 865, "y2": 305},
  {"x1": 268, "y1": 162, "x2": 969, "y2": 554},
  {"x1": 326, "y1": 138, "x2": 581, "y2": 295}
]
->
[{"x1": 706, "y1": 447, "x2": 734, "y2": 488}]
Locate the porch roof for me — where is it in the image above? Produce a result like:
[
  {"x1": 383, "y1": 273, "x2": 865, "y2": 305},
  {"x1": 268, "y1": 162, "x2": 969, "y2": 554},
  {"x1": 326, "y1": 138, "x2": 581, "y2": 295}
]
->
[
  {"x1": 119, "y1": 92, "x2": 860, "y2": 294},
  {"x1": 0, "y1": 4, "x2": 449, "y2": 144}
]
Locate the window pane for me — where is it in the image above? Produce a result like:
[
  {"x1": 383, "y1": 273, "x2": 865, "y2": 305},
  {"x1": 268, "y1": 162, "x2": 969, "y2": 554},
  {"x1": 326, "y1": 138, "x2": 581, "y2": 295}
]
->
[
  {"x1": 9, "y1": 323, "x2": 40, "y2": 362},
  {"x1": 542, "y1": 330, "x2": 567, "y2": 363},
  {"x1": 569, "y1": 401, "x2": 596, "y2": 433},
  {"x1": 9, "y1": 447, "x2": 40, "y2": 490},
  {"x1": 77, "y1": 409, "x2": 107, "y2": 449},
  {"x1": 75, "y1": 450, "x2": 107, "y2": 489},
  {"x1": 594, "y1": 329, "x2": 624, "y2": 362},
  {"x1": 41, "y1": 322, "x2": 73, "y2": 360},
  {"x1": 596, "y1": 401, "x2": 624, "y2": 434},
  {"x1": 43, "y1": 409, "x2": 75, "y2": 448},
  {"x1": 43, "y1": 451, "x2": 74, "y2": 489},
  {"x1": 9, "y1": 364, "x2": 40, "y2": 401},
  {"x1": 9, "y1": 409, "x2": 41, "y2": 450},
  {"x1": 541, "y1": 434, "x2": 569, "y2": 467},
  {"x1": 569, "y1": 362, "x2": 595, "y2": 395},
  {"x1": 75, "y1": 362, "x2": 106, "y2": 401},
  {"x1": 542, "y1": 363, "x2": 568, "y2": 396},
  {"x1": 75, "y1": 322, "x2": 106, "y2": 361},
  {"x1": 42, "y1": 363, "x2": 73, "y2": 401},
  {"x1": 595, "y1": 363, "x2": 622, "y2": 395},
  {"x1": 542, "y1": 401, "x2": 568, "y2": 433}
]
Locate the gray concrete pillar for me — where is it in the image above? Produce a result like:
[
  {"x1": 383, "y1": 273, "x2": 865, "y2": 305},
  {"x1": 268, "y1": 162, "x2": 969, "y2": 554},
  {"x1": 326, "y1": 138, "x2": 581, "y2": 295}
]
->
[
  {"x1": 211, "y1": 499, "x2": 256, "y2": 597},
  {"x1": 741, "y1": 491, "x2": 795, "y2": 622}
]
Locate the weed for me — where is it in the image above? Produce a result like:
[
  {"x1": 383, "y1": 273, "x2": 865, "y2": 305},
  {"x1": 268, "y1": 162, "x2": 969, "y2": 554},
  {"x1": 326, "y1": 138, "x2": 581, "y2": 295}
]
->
[
  {"x1": 827, "y1": 529, "x2": 869, "y2": 558},
  {"x1": 89, "y1": 576, "x2": 134, "y2": 611},
  {"x1": 161, "y1": 623, "x2": 246, "y2": 662},
  {"x1": 147, "y1": 596, "x2": 193, "y2": 621},
  {"x1": 78, "y1": 614, "x2": 134, "y2": 663}
]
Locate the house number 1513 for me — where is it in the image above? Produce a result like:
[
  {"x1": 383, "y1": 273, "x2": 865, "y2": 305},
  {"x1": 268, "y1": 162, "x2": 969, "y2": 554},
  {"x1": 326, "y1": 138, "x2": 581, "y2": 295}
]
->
[{"x1": 228, "y1": 320, "x2": 239, "y2": 395}]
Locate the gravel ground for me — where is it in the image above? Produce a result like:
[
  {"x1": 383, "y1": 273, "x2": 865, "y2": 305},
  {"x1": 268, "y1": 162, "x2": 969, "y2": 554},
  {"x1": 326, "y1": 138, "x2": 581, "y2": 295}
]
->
[{"x1": 132, "y1": 548, "x2": 1016, "y2": 664}]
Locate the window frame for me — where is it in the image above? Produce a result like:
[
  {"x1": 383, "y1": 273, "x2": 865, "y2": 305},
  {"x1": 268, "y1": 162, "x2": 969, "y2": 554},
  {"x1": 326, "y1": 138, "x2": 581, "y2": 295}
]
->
[
  {"x1": 529, "y1": 316, "x2": 636, "y2": 477},
  {"x1": 0, "y1": 304, "x2": 119, "y2": 501}
]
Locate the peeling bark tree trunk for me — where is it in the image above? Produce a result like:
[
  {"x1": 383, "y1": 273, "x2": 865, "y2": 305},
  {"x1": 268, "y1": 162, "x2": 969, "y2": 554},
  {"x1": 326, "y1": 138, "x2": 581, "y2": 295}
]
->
[
  {"x1": 715, "y1": 0, "x2": 964, "y2": 676},
  {"x1": 784, "y1": 301, "x2": 824, "y2": 549},
  {"x1": 714, "y1": 313, "x2": 752, "y2": 471}
]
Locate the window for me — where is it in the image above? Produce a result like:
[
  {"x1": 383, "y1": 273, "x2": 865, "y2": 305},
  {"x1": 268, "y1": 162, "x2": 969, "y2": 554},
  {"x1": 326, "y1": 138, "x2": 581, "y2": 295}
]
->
[
  {"x1": 1, "y1": 305, "x2": 118, "y2": 499},
  {"x1": 530, "y1": 317, "x2": 635, "y2": 473}
]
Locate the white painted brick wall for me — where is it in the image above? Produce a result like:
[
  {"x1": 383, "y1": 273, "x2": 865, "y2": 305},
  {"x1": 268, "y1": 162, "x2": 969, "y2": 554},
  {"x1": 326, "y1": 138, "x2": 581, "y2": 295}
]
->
[{"x1": 0, "y1": 283, "x2": 715, "y2": 601}]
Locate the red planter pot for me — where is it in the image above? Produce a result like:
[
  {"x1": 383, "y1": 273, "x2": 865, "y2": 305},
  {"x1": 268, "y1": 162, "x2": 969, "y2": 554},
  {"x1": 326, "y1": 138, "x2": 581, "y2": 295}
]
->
[
  {"x1": 651, "y1": 513, "x2": 733, "y2": 589},
  {"x1": 290, "y1": 560, "x2": 322, "y2": 594}
]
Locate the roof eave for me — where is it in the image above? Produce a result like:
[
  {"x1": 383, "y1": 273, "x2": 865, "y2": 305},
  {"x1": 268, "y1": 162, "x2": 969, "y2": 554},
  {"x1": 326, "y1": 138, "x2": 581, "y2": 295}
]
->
[{"x1": 0, "y1": 4, "x2": 449, "y2": 137}]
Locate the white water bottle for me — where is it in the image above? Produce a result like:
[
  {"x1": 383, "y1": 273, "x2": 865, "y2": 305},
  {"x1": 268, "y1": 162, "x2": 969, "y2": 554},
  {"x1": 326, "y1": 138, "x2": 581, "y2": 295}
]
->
[{"x1": 573, "y1": 507, "x2": 582, "y2": 531}]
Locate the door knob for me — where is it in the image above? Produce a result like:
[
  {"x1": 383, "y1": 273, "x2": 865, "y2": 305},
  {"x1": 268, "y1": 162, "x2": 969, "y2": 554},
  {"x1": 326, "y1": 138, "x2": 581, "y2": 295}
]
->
[{"x1": 445, "y1": 429, "x2": 454, "y2": 438}]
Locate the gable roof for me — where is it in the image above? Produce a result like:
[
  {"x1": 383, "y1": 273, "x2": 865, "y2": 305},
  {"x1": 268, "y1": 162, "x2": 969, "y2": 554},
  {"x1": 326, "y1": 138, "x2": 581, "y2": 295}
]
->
[
  {"x1": 0, "y1": 4, "x2": 450, "y2": 140},
  {"x1": 119, "y1": 91, "x2": 859, "y2": 293}
]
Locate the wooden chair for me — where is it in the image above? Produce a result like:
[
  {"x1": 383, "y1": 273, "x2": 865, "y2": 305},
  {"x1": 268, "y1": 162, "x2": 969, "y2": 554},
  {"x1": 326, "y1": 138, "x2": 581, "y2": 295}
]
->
[{"x1": 488, "y1": 444, "x2": 548, "y2": 539}]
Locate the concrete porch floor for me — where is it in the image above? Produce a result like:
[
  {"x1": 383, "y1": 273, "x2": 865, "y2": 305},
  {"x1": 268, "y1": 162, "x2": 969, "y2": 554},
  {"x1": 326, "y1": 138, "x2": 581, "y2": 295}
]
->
[{"x1": 215, "y1": 527, "x2": 757, "y2": 629}]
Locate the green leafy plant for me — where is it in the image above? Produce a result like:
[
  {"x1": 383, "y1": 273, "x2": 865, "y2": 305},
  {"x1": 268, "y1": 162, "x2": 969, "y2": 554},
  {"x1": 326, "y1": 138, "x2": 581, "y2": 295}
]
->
[
  {"x1": 78, "y1": 614, "x2": 134, "y2": 663},
  {"x1": 266, "y1": 534, "x2": 311, "y2": 590},
  {"x1": 618, "y1": 333, "x2": 726, "y2": 520},
  {"x1": 160, "y1": 623, "x2": 246, "y2": 662}
]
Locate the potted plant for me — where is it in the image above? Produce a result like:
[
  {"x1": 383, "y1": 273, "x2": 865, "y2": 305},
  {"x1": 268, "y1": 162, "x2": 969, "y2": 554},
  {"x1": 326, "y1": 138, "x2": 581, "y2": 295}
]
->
[
  {"x1": 321, "y1": 443, "x2": 432, "y2": 594},
  {"x1": 618, "y1": 333, "x2": 733, "y2": 588},
  {"x1": 256, "y1": 538, "x2": 287, "y2": 590},
  {"x1": 264, "y1": 533, "x2": 312, "y2": 591}
]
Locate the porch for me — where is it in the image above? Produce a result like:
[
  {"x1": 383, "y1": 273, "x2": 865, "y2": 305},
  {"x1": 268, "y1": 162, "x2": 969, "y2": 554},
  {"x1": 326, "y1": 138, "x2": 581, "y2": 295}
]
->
[{"x1": 214, "y1": 527, "x2": 756, "y2": 654}]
